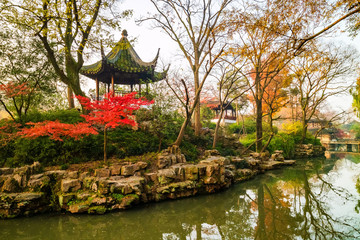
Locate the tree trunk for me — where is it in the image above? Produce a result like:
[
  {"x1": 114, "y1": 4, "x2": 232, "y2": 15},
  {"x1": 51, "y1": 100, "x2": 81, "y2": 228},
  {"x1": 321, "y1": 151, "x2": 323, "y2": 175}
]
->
[
  {"x1": 194, "y1": 70, "x2": 201, "y2": 136},
  {"x1": 256, "y1": 98, "x2": 263, "y2": 152},
  {"x1": 194, "y1": 102, "x2": 201, "y2": 136},
  {"x1": 261, "y1": 115, "x2": 275, "y2": 152},
  {"x1": 67, "y1": 86, "x2": 75, "y2": 109},
  {"x1": 301, "y1": 115, "x2": 308, "y2": 143},
  {"x1": 104, "y1": 127, "x2": 107, "y2": 163},
  {"x1": 173, "y1": 115, "x2": 192, "y2": 146},
  {"x1": 212, "y1": 108, "x2": 225, "y2": 149}
]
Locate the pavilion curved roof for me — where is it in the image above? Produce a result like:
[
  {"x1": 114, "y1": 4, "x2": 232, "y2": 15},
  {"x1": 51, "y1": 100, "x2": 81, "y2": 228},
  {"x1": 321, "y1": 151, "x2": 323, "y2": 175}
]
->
[{"x1": 80, "y1": 30, "x2": 167, "y2": 85}]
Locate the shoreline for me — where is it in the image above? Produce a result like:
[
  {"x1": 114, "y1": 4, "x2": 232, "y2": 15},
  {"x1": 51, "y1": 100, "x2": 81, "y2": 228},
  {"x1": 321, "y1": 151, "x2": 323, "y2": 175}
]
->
[{"x1": 0, "y1": 146, "x2": 299, "y2": 219}]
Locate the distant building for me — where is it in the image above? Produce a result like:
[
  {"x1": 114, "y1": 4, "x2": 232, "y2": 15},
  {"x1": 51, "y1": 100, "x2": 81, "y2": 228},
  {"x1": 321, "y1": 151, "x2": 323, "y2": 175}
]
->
[
  {"x1": 203, "y1": 100, "x2": 237, "y2": 124},
  {"x1": 307, "y1": 119, "x2": 332, "y2": 130}
]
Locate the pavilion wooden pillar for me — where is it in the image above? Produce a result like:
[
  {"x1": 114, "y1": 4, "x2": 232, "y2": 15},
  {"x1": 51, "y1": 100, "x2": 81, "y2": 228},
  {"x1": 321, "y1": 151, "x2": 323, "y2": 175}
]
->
[
  {"x1": 130, "y1": 84, "x2": 133, "y2": 92},
  {"x1": 111, "y1": 75, "x2": 115, "y2": 96},
  {"x1": 139, "y1": 84, "x2": 141, "y2": 97},
  {"x1": 146, "y1": 83, "x2": 149, "y2": 94},
  {"x1": 95, "y1": 78, "x2": 99, "y2": 100}
]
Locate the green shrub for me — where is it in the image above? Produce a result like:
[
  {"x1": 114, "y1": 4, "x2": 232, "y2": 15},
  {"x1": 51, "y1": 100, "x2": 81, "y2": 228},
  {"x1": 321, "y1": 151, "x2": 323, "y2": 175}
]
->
[
  {"x1": 216, "y1": 145, "x2": 237, "y2": 156},
  {"x1": 180, "y1": 141, "x2": 199, "y2": 162},
  {"x1": 23, "y1": 109, "x2": 83, "y2": 124},
  {"x1": 239, "y1": 133, "x2": 257, "y2": 152},
  {"x1": 228, "y1": 118, "x2": 256, "y2": 134},
  {"x1": 5, "y1": 134, "x2": 104, "y2": 167},
  {"x1": 108, "y1": 128, "x2": 159, "y2": 158},
  {"x1": 268, "y1": 133, "x2": 296, "y2": 159}
]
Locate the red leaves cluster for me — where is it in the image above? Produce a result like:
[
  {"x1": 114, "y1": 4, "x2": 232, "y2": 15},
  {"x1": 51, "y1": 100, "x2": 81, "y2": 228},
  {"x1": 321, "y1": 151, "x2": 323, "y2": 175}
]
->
[
  {"x1": 17, "y1": 91, "x2": 153, "y2": 142},
  {"x1": 76, "y1": 92, "x2": 153, "y2": 130},
  {"x1": 0, "y1": 82, "x2": 30, "y2": 98},
  {"x1": 18, "y1": 120, "x2": 98, "y2": 141},
  {"x1": 0, "y1": 119, "x2": 21, "y2": 146}
]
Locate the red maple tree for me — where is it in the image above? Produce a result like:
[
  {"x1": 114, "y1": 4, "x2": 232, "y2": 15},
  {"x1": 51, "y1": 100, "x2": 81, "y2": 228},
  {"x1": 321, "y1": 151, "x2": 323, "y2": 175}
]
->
[
  {"x1": 76, "y1": 92, "x2": 153, "y2": 162},
  {"x1": 18, "y1": 92, "x2": 153, "y2": 163}
]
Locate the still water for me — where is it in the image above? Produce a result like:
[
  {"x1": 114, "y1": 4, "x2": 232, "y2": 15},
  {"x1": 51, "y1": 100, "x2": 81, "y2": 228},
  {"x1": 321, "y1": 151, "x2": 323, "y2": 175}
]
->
[{"x1": 1, "y1": 154, "x2": 360, "y2": 240}]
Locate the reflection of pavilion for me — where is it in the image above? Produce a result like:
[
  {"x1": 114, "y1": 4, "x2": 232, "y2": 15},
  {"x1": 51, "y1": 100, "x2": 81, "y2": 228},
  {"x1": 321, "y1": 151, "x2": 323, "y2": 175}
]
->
[{"x1": 80, "y1": 30, "x2": 167, "y2": 99}]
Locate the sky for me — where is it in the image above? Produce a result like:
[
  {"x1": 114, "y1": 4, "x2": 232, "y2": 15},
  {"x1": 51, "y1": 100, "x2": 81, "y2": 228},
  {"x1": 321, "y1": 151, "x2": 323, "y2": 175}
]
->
[{"x1": 86, "y1": 0, "x2": 360, "y2": 116}]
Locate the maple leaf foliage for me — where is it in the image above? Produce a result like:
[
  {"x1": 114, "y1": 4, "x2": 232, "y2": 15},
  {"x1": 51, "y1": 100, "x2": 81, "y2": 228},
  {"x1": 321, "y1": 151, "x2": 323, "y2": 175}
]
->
[
  {"x1": 18, "y1": 120, "x2": 98, "y2": 141},
  {"x1": 17, "y1": 91, "x2": 153, "y2": 158},
  {"x1": 0, "y1": 119, "x2": 21, "y2": 147},
  {"x1": 0, "y1": 82, "x2": 30, "y2": 98},
  {"x1": 76, "y1": 92, "x2": 154, "y2": 130}
]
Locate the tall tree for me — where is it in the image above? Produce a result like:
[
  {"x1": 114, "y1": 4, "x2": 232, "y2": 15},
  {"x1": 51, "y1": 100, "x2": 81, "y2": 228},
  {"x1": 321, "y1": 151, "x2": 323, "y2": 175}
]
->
[
  {"x1": 290, "y1": 43, "x2": 357, "y2": 142},
  {"x1": 139, "y1": 0, "x2": 233, "y2": 140},
  {"x1": 211, "y1": 58, "x2": 248, "y2": 149},
  {"x1": 295, "y1": 0, "x2": 360, "y2": 51},
  {"x1": 223, "y1": 0, "x2": 327, "y2": 152},
  {"x1": 1, "y1": 0, "x2": 130, "y2": 108}
]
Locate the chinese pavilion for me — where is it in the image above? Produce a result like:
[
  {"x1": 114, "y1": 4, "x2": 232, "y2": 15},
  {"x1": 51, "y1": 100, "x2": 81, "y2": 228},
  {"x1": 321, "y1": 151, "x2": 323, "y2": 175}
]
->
[{"x1": 80, "y1": 30, "x2": 167, "y2": 99}]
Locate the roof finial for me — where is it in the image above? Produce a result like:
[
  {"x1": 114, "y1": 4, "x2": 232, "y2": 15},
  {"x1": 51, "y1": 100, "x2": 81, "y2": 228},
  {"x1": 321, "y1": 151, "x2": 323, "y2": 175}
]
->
[{"x1": 122, "y1": 29, "x2": 128, "y2": 38}]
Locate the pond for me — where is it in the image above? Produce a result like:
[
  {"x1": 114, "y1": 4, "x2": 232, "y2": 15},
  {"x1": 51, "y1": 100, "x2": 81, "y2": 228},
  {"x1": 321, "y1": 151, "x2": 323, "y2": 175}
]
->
[{"x1": 1, "y1": 154, "x2": 360, "y2": 240}]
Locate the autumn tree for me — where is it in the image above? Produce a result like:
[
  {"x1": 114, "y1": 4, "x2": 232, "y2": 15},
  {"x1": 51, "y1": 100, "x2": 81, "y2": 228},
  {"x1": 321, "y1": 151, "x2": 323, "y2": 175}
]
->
[
  {"x1": 223, "y1": 0, "x2": 328, "y2": 152},
  {"x1": 77, "y1": 92, "x2": 152, "y2": 162},
  {"x1": 19, "y1": 120, "x2": 98, "y2": 141},
  {"x1": 211, "y1": 58, "x2": 248, "y2": 149},
  {"x1": 290, "y1": 43, "x2": 357, "y2": 142},
  {"x1": 295, "y1": 0, "x2": 360, "y2": 51},
  {"x1": 139, "y1": 0, "x2": 233, "y2": 142},
  {"x1": 0, "y1": 0, "x2": 130, "y2": 108}
]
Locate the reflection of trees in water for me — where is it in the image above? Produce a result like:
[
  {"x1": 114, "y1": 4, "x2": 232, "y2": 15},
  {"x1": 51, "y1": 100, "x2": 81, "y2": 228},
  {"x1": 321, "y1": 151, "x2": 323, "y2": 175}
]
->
[
  {"x1": 300, "y1": 171, "x2": 360, "y2": 239},
  {"x1": 248, "y1": 163, "x2": 360, "y2": 240}
]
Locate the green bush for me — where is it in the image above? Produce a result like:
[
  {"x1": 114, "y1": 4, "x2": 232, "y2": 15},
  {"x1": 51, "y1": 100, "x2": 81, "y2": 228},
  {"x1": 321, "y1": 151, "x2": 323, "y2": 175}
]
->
[
  {"x1": 227, "y1": 118, "x2": 276, "y2": 135},
  {"x1": 5, "y1": 134, "x2": 103, "y2": 167},
  {"x1": 239, "y1": 133, "x2": 257, "y2": 152},
  {"x1": 228, "y1": 118, "x2": 256, "y2": 134},
  {"x1": 23, "y1": 109, "x2": 84, "y2": 124},
  {"x1": 180, "y1": 141, "x2": 199, "y2": 162},
  {"x1": 108, "y1": 128, "x2": 160, "y2": 158},
  {"x1": 268, "y1": 133, "x2": 296, "y2": 159}
]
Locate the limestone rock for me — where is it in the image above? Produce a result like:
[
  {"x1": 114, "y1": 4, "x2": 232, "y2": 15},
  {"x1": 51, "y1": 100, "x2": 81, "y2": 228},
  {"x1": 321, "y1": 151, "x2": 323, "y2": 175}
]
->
[
  {"x1": 135, "y1": 161, "x2": 148, "y2": 170},
  {"x1": 58, "y1": 193, "x2": 76, "y2": 208},
  {"x1": 2, "y1": 177, "x2": 21, "y2": 193},
  {"x1": 110, "y1": 165, "x2": 122, "y2": 176},
  {"x1": 121, "y1": 164, "x2": 136, "y2": 176},
  {"x1": 69, "y1": 203, "x2": 89, "y2": 213},
  {"x1": 183, "y1": 165, "x2": 198, "y2": 181},
  {"x1": 61, "y1": 179, "x2": 82, "y2": 193},
  {"x1": 45, "y1": 170, "x2": 67, "y2": 179},
  {"x1": 157, "y1": 169, "x2": 177, "y2": 185},
  {"x1": 65, "y1": 171, "x2": 78, "y2": 179},
  {"x1": 28, "y1": 175, "x2": 50, "y2": 190},
  {"x1": 204, "y1": 149, "x2": 221, "y2": 158},
  {"x1": 95, "y1": 168, "x2": 110, "y2": 178},
  {"x1": 0, "y1": 168, "x2": 13, "y2": 175},
  {"x1": 30, "y1": 162, "x2": 41, "y2": 174}
]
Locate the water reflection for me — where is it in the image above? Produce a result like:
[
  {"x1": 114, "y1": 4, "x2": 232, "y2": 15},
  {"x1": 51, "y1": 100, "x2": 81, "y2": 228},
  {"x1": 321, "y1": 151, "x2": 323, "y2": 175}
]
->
[{"x1": 1, "y1": 157, "x2": 359, "y2": 240}]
